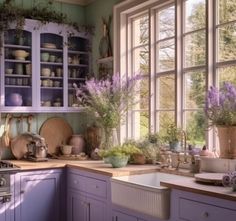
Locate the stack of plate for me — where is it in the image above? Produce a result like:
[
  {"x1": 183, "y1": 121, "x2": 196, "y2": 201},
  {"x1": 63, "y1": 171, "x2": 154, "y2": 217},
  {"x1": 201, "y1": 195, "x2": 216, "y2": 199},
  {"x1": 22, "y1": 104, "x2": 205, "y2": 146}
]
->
[{"x1": 42, "y1": 43, "x2": 57, "y2": 49}]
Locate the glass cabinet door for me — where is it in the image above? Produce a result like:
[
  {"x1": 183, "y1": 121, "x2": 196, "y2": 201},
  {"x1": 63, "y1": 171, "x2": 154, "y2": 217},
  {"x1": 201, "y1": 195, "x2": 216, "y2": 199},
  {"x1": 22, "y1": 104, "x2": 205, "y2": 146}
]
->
[
  {"x1": 4, "y1": 30, "x2": 32, "y2": 107},
  {"x1": 40, "y1": 33, "x2": 63, "y2": 108},
  {"x1": 67, "y1": 36, "x2": 89, "y2": 108}
]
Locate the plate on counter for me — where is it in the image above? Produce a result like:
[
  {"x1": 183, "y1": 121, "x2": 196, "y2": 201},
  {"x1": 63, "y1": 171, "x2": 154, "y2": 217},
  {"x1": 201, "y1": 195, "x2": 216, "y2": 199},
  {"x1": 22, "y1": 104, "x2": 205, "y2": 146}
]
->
[
  {"x1": 39, "y1": 117, "x2": 73, "y2": 155},
  {"x1": 194, "y1": 173, "x2": 224, "y2": 185}
]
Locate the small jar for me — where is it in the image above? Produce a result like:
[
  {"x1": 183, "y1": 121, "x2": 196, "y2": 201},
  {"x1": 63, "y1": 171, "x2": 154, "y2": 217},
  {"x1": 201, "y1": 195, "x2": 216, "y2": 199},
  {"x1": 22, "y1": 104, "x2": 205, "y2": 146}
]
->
[{"x1": 69, "y1": 135, "x2": 85, "y2": 154}]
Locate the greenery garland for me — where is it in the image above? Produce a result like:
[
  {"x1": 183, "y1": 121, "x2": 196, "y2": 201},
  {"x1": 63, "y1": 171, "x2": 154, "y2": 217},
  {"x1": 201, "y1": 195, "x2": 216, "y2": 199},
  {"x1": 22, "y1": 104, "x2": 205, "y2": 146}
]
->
[{"x1": 0, "y1": 0, "x2": 94, "y2": 38}]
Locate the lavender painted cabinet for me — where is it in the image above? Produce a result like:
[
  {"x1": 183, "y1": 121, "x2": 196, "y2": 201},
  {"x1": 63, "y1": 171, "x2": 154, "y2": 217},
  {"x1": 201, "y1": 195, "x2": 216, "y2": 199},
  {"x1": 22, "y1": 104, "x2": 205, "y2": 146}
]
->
[
  {"x1": 171, "y1": 189, "x2": 236, "y2": 221},
  {"x1": 0, "y1": 202, "x2": 13, "y2": 221},
  {"x1": 112, "y1": 211, "x2": 138, "y2": 221},
  {"x1": 67, "y1": 168, "x2": 109, "y2": 221},
  {"x1": 14, "y1": 169, "x2": 65, "y2": 221}
]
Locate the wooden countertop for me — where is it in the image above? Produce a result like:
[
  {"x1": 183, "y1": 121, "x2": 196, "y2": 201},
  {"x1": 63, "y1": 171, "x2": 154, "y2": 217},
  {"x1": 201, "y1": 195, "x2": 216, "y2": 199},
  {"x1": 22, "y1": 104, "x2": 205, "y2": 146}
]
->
[
  {"x1": 9, "y1": 159, "x2": 236, "y2": 202},
  {"x1": 9, "y1": 159, "x2": 159, "y2": 177},
  {"x1": 161, "y1": 177, "x2": 236, "y2": 202}
]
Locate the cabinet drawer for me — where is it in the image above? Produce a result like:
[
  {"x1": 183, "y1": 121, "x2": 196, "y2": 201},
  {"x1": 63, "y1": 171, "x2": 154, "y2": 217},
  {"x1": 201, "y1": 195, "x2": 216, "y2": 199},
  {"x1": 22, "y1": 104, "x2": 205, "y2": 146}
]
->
[
  {"x1": 85, "y1": 177, "x2": 107, "y2": 198},
  {"x1": 68, "y1": 173, "x2": 87, "y2": 192},
  {"x1": 179, "y1": 198, "x2": 236, "y2": 221}
]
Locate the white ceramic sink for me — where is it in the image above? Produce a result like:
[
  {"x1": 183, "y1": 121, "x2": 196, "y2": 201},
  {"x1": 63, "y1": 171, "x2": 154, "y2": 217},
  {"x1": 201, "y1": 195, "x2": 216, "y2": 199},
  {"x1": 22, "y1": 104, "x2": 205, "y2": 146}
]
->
[{"x1": 111, "y1": 172, "x2": 183, "y2": 220}]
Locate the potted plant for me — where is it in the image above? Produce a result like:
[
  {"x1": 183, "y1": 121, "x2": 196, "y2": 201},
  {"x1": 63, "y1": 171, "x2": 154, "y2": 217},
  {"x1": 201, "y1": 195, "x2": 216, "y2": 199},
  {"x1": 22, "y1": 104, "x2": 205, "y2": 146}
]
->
[
  {"x1": 164, "y1": 124, "x2": 182, "y2": 151},
  {"x1": 205, "y1": 82, "x2": 236, "y2": 158},
  {"x1": 98, "y1": 144, "x2": 141, "y2": 168}
]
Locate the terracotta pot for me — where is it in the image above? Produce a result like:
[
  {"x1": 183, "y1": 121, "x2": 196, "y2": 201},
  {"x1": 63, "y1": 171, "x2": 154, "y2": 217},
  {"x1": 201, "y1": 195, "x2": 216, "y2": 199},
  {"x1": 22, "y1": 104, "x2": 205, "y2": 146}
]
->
[
  {"x1": 216, "y1": 126, "x2": 236, "y2": 159},
  {"x1": 132, "y1": 153, "x2": 146, "y2": 165},
  {"x1": 69, "y1": 135, "x2": 85, "y2": 154}
]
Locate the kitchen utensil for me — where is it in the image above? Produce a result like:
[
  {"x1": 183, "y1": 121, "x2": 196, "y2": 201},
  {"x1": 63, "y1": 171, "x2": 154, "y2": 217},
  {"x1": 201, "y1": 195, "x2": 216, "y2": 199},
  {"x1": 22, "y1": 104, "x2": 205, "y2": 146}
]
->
[
  {"x1": 27, "y1": 115, "x2": 33, "y2": 132},
  {"x1": 39, "y1": 117, "x2": 73, "y2": 155},
  {"x1": 27, "y1": 135, "x2": 48, "y2": 158},
  {"x1": 1, "y1": 114, "x2": 11, "y2": 148},
  {"x1": 11, "y1": 133, "x2": 32, "y2": 159}
]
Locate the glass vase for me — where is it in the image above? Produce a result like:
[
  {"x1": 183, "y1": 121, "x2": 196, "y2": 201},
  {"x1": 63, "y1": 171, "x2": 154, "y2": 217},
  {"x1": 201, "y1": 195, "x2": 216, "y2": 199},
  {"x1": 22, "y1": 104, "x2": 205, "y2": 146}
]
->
[{"x1": 101, "y1": 127, "x2": 119, "y2": 150}]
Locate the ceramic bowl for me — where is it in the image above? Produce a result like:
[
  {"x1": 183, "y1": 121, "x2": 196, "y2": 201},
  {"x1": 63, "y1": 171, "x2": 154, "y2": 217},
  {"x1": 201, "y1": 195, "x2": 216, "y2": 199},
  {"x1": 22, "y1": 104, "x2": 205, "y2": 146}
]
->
[
  {"x1": 5, "y1": 68, "x2": 13, "y2": 74},
  {"x1": 42, "y1": 101, "x2": 51, "y2": 107},
  {"x1": 109, "y1": 155, "x2": 129, "y2": 168},
  {"x1": 12, "y1": 50, "x2": 29, "y2": 60},
  {"x1": 49, "y1": 55, "x2": 56, "y2": 62},
  {"x1": 41, "y1": 52, "x2": 49, "y2": 62},
  {"x1": 42, "y1": 80, "x2": 49, "y2": 87},
  {"x1": 42, "y1": 43, "x2": 56, "y2": 49},
  {"x1": 41, "y1": 68, "x2": 51, "y2": 77},
  {"x1": 53, "y1": 102, "x2": 61, "y2": 107},
  {"x1": 53, "y1": 81, "x2": 60, "y2": 87},
  {"x1": 61, "y1": 145, "x2": 72, "y2": 155}
]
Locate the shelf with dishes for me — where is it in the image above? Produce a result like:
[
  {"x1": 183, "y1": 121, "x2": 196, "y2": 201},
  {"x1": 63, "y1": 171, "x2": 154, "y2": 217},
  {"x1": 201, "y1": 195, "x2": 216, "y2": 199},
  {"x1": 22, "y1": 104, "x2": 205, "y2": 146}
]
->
[{"x1": 4, "y1": 44, "x2": 31, "y2": 50}]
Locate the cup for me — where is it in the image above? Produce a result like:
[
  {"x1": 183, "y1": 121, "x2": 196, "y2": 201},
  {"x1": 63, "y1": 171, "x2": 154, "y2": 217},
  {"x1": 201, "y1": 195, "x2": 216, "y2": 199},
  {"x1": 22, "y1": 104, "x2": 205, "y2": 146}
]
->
[
  {"x1": 17, "y1": 78, "x2": 23, "y2": 86},
  {"x1": 49, "y1": 55, "x2": 56, "y2": 62},
  {"x1": 5, "y1": 77, "x2": 10, "y2": 85},
  {"x1": 42, "y1": 80, "x2": 49, "y2": 87},
  {"x1": 15, "y1": 63, "x2": 23, "y2": 75},
  {"x1": 56, "y1": 68, "x2": 62, "y2": 77},
  {"x1": 61, "y1": 145, "x2": 72, "y2": 155},
  {"x1": 23, "y1": 78, "x2": 29, "y2": 86},
  {"x1": 10, "y1": 78, "x2": 16, "y2": 85},
  {"x1": 25, "y1": 64, "x2": 32, "y2": 75}
]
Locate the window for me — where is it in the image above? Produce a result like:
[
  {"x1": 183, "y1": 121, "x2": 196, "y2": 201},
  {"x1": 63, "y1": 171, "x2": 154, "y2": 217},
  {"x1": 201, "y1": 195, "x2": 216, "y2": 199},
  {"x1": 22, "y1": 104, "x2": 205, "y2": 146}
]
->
[{"x1": 114, "y1": 0, "x2": 236, "y2": 149}]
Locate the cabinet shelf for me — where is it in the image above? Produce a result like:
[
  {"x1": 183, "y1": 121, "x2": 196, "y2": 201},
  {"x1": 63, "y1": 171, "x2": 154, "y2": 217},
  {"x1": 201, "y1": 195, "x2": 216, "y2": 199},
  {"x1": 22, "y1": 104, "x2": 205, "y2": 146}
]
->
[
  {"x1": 68, "y1": 77, "x2": 85, "y2": 81},
  {"x1": 40, "y1": 47, "x2": 63, "y2": 53},
  {"x1": 5, "y1": 85, "x2": 31, "y2": 88},
  {"x1": 40, "y1": 76, "x2": 63, "y2": 80},
  {"x1": 40, "y1": 62, "x2": 63, "y2": 66},
  {"x1": 68, "y1": 64, "x2": 88, "y2": 68},
  {"x1": 68, "y1": 50, "x2": 89, "y2": 55},
  {"x1": 5, "y1": 74, "x2": 31, "y2": 78},
  {"x1": 5, "y1": 59, "x2": 31, "y2": 63},
  {"x1": 41, "y1": 87, "x2": 63, "y2": 90},
  {"x1": 4, "y1": 44, "x2": 31, "y2": 49}
]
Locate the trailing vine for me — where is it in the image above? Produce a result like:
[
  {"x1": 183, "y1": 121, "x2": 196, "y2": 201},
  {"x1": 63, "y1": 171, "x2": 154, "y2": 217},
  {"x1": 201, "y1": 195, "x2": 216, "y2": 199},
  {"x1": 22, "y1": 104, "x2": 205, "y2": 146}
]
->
[{"x1": 0, "y1": 0, "x2": 94, "y2": 41}]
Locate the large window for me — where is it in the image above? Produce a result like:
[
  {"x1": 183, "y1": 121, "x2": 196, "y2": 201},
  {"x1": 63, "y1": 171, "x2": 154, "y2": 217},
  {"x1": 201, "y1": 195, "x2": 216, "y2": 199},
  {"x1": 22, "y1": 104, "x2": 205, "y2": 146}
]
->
[{"x1": 114, "y1": 0, "x2": 236, "y2": 149}]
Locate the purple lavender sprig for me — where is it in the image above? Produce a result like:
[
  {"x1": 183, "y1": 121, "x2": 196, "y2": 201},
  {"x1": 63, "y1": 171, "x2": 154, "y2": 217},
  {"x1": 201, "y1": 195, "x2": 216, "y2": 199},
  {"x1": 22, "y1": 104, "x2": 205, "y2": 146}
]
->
[
  {"x1": 74, "y1": 73, "x2": 141, "y2": 129},
  {"x1": 205, "y1": 82, "x2": 236, "y2": 126}
]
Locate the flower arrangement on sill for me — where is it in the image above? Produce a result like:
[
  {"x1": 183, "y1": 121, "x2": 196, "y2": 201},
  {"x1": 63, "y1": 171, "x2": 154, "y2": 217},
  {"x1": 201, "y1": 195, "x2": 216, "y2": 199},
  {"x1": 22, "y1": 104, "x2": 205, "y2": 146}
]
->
[
  {"x1": 205, "y1": 82, "x2": 236, "y2": 159},
  {"x1": 74, "y1": 73, "x2": 140, "y2": 149},
  {"x1": 205, "y1": 82, "x2": 236, "y2": 127}
]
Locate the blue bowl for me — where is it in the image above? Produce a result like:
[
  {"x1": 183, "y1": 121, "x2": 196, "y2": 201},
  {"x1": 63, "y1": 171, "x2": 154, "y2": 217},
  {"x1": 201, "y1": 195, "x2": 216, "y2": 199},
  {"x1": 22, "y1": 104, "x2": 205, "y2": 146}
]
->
[{"x1": 109, "y1": 155, "x2": 129, "y2": 168}]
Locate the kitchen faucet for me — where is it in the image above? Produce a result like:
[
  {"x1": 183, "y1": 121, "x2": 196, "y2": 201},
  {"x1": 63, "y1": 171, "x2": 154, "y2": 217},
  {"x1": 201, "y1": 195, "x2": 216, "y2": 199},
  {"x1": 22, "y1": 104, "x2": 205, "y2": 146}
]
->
[{"x1": 175, "y1": 130, "x2": 188, "y2": 170}]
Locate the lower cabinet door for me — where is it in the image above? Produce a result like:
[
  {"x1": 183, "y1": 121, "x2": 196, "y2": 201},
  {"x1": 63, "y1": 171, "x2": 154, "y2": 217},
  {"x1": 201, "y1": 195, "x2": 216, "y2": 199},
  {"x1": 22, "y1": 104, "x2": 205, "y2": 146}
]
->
[
  {"x1": 112, "y1": 211, "x2": 138, "y2": 221},
  {"x1": 0, "y1": 202, "x2": 13, "y2": 221},
  {"x1": 15, "y1": 171, "x2": 62, "y2": 221},
  {"x1": 87, "y1": 197, "x2": 106, "y2": 221},
  {"x1": 68, "y1": 190, "x2": 88, "y2": 221}
]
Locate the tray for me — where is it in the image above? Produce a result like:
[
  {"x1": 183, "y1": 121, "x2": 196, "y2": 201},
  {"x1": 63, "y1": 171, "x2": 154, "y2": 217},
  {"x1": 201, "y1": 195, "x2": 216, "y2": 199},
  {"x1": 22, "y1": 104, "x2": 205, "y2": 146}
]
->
[
  {"x1": 39, "y1": 117, "x2": 73, "y2": 155},
  {"x1": 194, "y1": 173, "x2": 224, "y2": 185},
  {"x1": 55, "y1": 154, "x2": 88, "y2": 161}
]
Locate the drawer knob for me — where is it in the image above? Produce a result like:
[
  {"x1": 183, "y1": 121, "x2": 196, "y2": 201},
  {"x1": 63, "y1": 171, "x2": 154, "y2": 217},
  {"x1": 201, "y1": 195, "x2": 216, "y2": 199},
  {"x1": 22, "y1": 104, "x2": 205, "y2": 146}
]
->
[{"x1": 202, "y1": 212, "x2": 209, "y2": 218}]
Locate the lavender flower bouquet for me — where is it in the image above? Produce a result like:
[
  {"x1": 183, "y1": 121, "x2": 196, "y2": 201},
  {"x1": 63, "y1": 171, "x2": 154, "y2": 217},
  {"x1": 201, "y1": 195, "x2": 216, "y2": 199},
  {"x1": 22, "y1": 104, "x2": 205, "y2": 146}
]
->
[
  {"x1": 74, "y1": 73, "x2": 140, "y2": 149},
  {"x1": 205, "y1": 82, "x2": 236, "y2": 127}
]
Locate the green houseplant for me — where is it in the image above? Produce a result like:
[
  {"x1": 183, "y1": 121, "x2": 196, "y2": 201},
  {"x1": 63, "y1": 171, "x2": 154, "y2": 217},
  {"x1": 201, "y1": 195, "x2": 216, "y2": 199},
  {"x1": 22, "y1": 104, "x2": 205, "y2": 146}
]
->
[
  {"x1": 164, "y1": 124, "x2": 182, "y2": 151},
  {"x1": 98, "y1": 144, "x2": 141, "y2": 168}
]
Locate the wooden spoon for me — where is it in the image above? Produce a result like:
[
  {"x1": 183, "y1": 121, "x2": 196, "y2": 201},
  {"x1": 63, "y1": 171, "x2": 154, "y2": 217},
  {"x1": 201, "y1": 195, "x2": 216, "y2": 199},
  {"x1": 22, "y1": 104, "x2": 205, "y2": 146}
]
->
[{"x1": 1, "y1": 114, "x2": 11, "y2": 148}]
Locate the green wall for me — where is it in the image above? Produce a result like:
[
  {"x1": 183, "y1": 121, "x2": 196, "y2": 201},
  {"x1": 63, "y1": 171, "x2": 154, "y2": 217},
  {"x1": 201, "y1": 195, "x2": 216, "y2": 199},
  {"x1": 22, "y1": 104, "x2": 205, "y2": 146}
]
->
[
  {"x1": 85, "y1": 0, "x2": 121, "y2": 75},
  {"x1": 0, "y1": 0, "x2": 85, "y2": 24}
]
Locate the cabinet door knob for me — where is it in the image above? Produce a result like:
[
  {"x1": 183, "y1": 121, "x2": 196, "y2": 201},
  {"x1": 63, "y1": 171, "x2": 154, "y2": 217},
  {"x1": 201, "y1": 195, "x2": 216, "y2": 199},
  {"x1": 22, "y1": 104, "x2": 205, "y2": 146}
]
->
[
  {"x1": 202, "y1": 211, "x2": 209, "y2": 218},
  {"x1": 20, "y1": 190, "x2": 25, "y2": 194}
]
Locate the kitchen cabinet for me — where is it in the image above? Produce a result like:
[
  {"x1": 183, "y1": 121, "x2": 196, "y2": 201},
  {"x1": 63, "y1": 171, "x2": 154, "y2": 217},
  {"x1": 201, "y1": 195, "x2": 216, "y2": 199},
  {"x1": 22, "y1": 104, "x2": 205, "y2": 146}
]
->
[
  {"x1": 67, "y1": 168, "x2": 109, "y2": 221},
  {"x1": 14, "y1": 169, "x2": 65, "y2": 221},
  {"x1": 171, "y1": 189, "x2": 236, "y2": 221},
  {"x1": 112, "y1": 210, "x2": 138, "y2": 221},
  {"x1": 0, "y1": 201, "x2": 13, "y2": 221},
  {"x1": 0, "y1": 19, "x2": 90, "y2": 113}
]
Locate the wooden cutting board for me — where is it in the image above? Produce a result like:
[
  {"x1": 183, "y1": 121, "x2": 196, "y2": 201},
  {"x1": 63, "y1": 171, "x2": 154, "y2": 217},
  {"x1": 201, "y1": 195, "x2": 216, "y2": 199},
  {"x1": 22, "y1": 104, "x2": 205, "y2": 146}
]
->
[
  {"x1": 194, "y1": 173, "x2": 224, "y2": 185},
  {"x1": 39, "y1": 117, "x2": 73, "y2": 155}
]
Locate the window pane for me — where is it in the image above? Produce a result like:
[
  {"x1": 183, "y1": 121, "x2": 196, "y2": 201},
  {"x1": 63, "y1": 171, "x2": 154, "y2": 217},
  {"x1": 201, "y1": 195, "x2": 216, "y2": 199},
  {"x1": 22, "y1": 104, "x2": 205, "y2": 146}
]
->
[
  {"x1": 218, "y1": 23, "x2": 236, "y2": 62},
  {"x1": 185, "y1": 70, "x2": 206, "y2": 108},
  {"x1": 218, "y1": 0, "x2": 236, "y2": 24},
  {"x1": 133, "y1": 46, "x2": 149, "y2": 75},
  {"x1": 185, "y1": 0, "x2": 205, "y2": 32},
  {"x1": 185, "y1": 111, "x2": 205, "y2": 147},
  {"x1": 157, "y1": 75, "x2": 175, "y2": 109},
  {"x1": 218, "y1": 66, "x2": 236, "y2": 85},
  {"x1": 132, "y1": 111, "x2": 149, "y2": 139},
  {"x1": 157, "y1": 39, "x2": 175, "y2": 72},
  {"x1": 133, "y1": 78, "x2": 149, "y2": 110},
  {"x1": 184, "y1": 31, "x2": 206, "y2": 67},
  {"x1": 158, "y1": 111, "x2": 175, "y2": 137},
  {"x1": 158, "y1": 6, "x2": 175, "y2": 40},
  {"x1": 133, "y1": 15, "x2": 149, "y2": 46}
]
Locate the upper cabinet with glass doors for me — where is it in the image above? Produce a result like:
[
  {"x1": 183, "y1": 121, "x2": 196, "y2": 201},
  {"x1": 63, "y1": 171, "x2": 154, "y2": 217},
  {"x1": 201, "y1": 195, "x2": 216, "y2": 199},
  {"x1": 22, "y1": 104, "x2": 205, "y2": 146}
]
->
[{"x1": 0, "y1": 19, "x2": 91, "y2": 113}]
